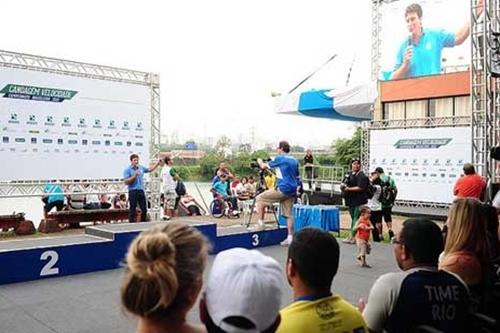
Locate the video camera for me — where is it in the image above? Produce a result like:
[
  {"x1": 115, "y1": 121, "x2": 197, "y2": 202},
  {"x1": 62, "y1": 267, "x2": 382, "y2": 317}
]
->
[{"x1": 250, "y1": 158, "x2": 271, "y2": 169}]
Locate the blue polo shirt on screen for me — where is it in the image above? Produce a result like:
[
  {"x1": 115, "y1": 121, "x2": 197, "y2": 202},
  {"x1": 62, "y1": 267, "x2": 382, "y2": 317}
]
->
[
  {"x1": 123, "y1": 165, "x2": 149, "y2": 191},
  {"x1": 268, "y1": 154, "x2": 299, "y2": 197},
  {"x1": 392, "y1": 29, "x2": 455, "y2": 79}
]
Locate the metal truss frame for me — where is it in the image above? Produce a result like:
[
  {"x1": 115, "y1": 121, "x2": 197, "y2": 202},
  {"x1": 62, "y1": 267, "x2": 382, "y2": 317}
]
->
[
  {"x1": 394, "y1": 199, "x2": 450, "y2": 210},
  {"x1": 470, "y1": 0, "x2": 493, "y2": 180},
  {"x1": 0, "y1": 50, "x2": 162, "y2": 219},
  {"x1": 368, "y1": 116, "x2": 471, "y2": 129}
]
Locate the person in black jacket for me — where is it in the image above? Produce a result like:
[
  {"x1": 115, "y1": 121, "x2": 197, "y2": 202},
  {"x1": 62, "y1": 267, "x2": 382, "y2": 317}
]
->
[{"x1": 340, "y1": 158, "x2": 369, "y2": 244}]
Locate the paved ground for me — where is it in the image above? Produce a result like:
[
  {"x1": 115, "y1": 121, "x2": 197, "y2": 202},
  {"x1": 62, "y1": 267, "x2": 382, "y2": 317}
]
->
[{"x1": 0, "y1": 241, "x2": 399, "y2": 333}]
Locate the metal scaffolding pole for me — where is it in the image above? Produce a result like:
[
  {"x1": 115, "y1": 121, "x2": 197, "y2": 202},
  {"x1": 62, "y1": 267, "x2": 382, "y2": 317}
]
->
[{"x1": 471, "y1": 0, "x2": 492, "y2": 179}]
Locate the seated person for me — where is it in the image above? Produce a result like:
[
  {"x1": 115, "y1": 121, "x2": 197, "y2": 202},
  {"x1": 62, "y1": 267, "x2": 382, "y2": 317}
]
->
[
  {"x1": 246, "y1": 176, "x2": 257, "y2": 197},
  {"x1": 42, "y1": 182, "x2": 65, "y2": 218},
  {"x1": 264, "y1": 169, "x2": 276, "y2": 190},
  {"x1": 235, "y1": 176, "x2": 251, "y2": 200},
  {"x1": 361, "y1": 218, "x2": 470, "y2": 333},
  {"x1": 67, "y1": 190, "x2": 85, "y2": 210},
  {"x1": 99, "y1": 194, "x2": 111, "y2": 209},
  {"x1": 180, "y1": 194, "x2": 202, "y2": 216},
  {"x1": 113, "y1": 193, "x2": 128, "y2": 209},
  {"x1": 212, "y1": 173, "x2": 239, "y2": 215},
  {"x1": 278, "y1": 228, "x2": 368, "y2": 332},
  {"x1": 121, "y1": 222, "x2": 209, "y2": 333},
  {"x1": 84, "y1": 190, "x2": 101, "y2": 210},
  {"x1": 200, "y1": 248, "x2": 282, "y2": 333}
]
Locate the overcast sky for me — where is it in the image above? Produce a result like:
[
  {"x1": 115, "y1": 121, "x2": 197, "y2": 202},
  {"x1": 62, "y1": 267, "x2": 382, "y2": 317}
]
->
[{"x1": 1, "y1": 0, "x2": 375, "y2": 147}]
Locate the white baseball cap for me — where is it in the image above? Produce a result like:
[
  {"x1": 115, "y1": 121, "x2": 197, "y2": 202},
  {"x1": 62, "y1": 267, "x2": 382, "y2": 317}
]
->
[{"x1": 205, "y1": 247, "x2": 283, "y2": 333}]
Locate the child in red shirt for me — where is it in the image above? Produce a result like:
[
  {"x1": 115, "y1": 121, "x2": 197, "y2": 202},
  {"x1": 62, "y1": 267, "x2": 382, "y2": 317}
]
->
[{"x1": 355, "y1": 205, "x2": 374, "y2": 268}]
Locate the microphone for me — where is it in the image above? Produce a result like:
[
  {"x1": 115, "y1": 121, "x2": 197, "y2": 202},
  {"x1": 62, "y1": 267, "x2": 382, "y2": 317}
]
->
[{"x1": 408, "y1": 33, "x2": 413, "y2": 46}]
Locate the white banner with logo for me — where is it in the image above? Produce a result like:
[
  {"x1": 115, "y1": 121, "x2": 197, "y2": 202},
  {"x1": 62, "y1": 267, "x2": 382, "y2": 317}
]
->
[
  {"x1": 369, "y1": 126, "x2": 471, "y2": 204},
  {"x1": 0, "y1": 67, "x2": 151, "y2": 181}
]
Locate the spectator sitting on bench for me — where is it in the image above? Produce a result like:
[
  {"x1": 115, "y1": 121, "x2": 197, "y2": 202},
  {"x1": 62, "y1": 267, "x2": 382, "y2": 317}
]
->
[
  {"x1": 99, "y1": 193, "x2": 112, "y2": 209},
  {"x1": 180, "y1": 194, "x2": 202, "y2": 216},
  {"x1": 84, "y1": 188, "x2": 101, "y2": 210},
  {"x1": 235, "y1": 176, "x2": 251, "y2": 200},
  {"x1": 113, "y1": 193, "x2": 128, "y2": 209},
  {"x1": 67, "y1": 189, "x2": 85, "y2": 210},
  {"x1": 42, "y1": 182, "x2": 65, "y2": 218}
]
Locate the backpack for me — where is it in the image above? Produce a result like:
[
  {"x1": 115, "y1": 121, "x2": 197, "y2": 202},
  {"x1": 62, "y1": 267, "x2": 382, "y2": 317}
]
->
[
  {"x1": 366, "y1": 183, "x2": 376, "y2": 199},
  {"x1": 175, "y1": 180, "x2": 186, "y2": 196},
  {"x1": 380, "y1": 177, "x2": 396, "y2": 205}
]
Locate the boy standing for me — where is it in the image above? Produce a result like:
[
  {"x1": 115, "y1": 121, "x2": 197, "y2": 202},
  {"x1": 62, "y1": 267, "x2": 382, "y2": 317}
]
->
[{"x1": 355, "y1": 206, "x2": 374, "y2": 268}]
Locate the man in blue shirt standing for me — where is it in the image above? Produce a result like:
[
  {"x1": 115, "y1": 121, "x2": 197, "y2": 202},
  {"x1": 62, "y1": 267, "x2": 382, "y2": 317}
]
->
[
  {"x1": 391, "y1": 2, "x2": 482, "y2": 80},
  {"x1": 123, "y1": 153, "x2": 161, "y2": 222},
  {"x1": 254, "y1": 140, "x2": 299, "y2": 246}
]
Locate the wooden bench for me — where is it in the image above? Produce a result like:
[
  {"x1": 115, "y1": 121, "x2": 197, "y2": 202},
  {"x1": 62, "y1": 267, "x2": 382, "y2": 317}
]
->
[
  {"x1": 39, "y1": 209, "x2": 141, "y2": 233},
  {"x1": 0, "y1": 213, "x2": 36, "y2": 235}
]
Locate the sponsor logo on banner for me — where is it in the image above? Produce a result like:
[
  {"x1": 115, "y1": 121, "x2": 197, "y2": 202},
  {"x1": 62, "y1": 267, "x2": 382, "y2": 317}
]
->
[
  {"x1": 394, "y1": 138, "x2": 452, "y2": 149},
  {"x1": 108, "y1": 120, "x2": 116, "y2": 129},
  {"x1": 45, "y1": 115, "x2": 54, "y2": 126},
  {"x1": 8, "y1": 113, "x2": 19, "y2": 124},
  {"x1": 136, "y1": 122, "x2": 143, "y2": 131},
  {"x1": 0, "y1": 84, "x2": 77, "y2": 103},
  {"x1": 93, "y1": 119, "x2": 102, "y2": 128},
  {"x1": 27, "y1": 114, "x2": 37, "y2": 125},
  {"x1": 62, "y1": 117, "x2": 71, "y2": 127},
  {"x1": 122, "y1": 121, "x2": 130, "y2": 130},
  {"x1": 78, "y1": 118, "x2": 87, "y2": 128}
]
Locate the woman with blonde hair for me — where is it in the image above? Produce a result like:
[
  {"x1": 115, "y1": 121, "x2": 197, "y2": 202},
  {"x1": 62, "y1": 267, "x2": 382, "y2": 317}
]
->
[
  {"x1": 440, "y1": 198, "x2": 490, "y2": 286},
  {"x1": 121, "y1": 222, "x2": 209, "y2": 333}
]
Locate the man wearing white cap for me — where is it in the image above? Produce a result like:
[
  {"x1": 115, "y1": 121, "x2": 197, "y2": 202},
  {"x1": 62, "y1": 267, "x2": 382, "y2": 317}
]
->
[{"x1": 200, "y1": 248, "x2": 283, "y2": 333}]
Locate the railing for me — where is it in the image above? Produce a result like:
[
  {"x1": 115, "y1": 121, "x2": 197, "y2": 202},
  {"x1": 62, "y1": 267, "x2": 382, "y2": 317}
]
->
[{"x1": 301, "y1": 165, "x2": 347, "y2": 196}]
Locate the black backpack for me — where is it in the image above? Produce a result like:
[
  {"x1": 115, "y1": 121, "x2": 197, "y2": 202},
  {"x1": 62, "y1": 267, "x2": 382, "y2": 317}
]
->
[
  {"x1": 380, "y1": 177, "x2": 396, "y2": 205},
  {"x1": 175, "y1": 180, "x2": 186, "y2": 196},
  {"x1": 366, "y1": 182, "x2": 376, "y2": 199}
]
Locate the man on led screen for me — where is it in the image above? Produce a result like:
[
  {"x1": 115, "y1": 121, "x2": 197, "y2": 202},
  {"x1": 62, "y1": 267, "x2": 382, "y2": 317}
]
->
[{"x1": 391, "y1": 2, "x2": 482, "y2": 80}]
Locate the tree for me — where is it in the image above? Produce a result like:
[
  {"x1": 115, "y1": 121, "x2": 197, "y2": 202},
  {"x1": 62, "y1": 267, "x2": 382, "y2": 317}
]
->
[
  {"x1": 199, "y1": 153, "x2": 220, "y2": 180},
  {"x1": 332, "y1": 127, "x2": 361, "y2": 168},
  {"x1": 215, "y1": 136, "x2": 231, "y2": 158}
]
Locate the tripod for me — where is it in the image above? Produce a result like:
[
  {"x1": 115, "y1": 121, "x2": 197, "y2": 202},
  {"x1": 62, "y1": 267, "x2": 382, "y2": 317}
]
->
[{"x1": 242, "y1": 170, "x2": 280, "y2": 229}]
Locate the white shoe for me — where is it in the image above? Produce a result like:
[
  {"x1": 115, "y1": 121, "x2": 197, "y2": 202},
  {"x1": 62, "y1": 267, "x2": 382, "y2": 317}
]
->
[
  {"x1": 280, "y1": 238, "x2": 291, "y2": 246},
  {"x1": 247, "y1": 222, "x2": 265, "y2": 231}
]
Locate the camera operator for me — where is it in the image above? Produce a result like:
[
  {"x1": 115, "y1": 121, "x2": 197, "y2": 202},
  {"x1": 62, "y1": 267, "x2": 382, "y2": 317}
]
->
[{"x1": 253, "y1": 141, "x2": 300, "y2": 246}]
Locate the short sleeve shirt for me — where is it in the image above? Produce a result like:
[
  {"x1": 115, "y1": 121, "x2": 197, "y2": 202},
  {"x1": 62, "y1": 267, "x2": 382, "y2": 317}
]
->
[
  {"x1": 44, "y1": 184, "x2": 64, "y2": 203},
  {"x1": 393, "y1": 29, "x2": 455, "y2": 79},
  {"x1": 123, "y1": 165, "x2": 149, "y2": 191},
  {"x1": 363, "y1": 267, "x2": 469, "y2": 333},
  {"x1": 268, "y1": 154, "x2": 299, "y2": 196},
  {"x1": 277, "y1": 295, "x2": 368, "y2": 333},
  {"x1": 344, "y1": 171, "x2": 369, "y2": 207}
]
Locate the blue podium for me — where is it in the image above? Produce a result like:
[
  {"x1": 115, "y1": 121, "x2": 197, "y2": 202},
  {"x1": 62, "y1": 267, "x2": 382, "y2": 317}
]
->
[{"x1": 279, "y1": 204, "x2": 340, "y2": 234}]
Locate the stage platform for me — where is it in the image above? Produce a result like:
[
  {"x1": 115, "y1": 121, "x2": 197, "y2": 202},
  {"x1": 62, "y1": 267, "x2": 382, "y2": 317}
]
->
[{"x1": 0, "y1": 219, "x2": 287, "y2": 285}]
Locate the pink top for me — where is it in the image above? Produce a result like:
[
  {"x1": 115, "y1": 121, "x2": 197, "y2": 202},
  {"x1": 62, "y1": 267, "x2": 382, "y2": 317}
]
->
[{"x1": 439, "y1": 251, "x2": 482, "y2": 286}]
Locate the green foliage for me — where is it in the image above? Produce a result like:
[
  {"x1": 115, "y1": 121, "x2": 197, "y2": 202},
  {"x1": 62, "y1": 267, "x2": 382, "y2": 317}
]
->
[
  {"x1": 250, "y1": 150, "x2": 270, "y2": 160},
  {"x1": 315, "y1": 154, "x2": 336, "y2": 166},
  {"x1": 199, "y1": 153, "x2": 221, "y2": 180},
  {"x1": 230, "y1": 151, "x2": 254, "y2": 177},
  {"x1": 175, "y1": 165, "x2": 202, "y2": 181},
  {"x1": 332, "y1": 127, "x2": 361, "y2": 167}
]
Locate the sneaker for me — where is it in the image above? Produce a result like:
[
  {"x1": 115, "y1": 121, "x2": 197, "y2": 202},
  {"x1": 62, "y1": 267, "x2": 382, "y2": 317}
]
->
[
  {"x1": 342, "y1": 237, "x2": 355, "y2": 244},
  {"x1": 388, "y1": 230, "x2": 395, "y2": 240},
  {"x1": 162, "y1": 216, "x2": 171, "y2": 221},
  {"x1": 361, "y1": 263, "x2": 371, "y2": 268},
  {"x1": 280, "y1": 238, "x2": 291, "y2": 246},
  {"x1": 247, "y1": 223, "x2": 265, "y2": 232}
]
